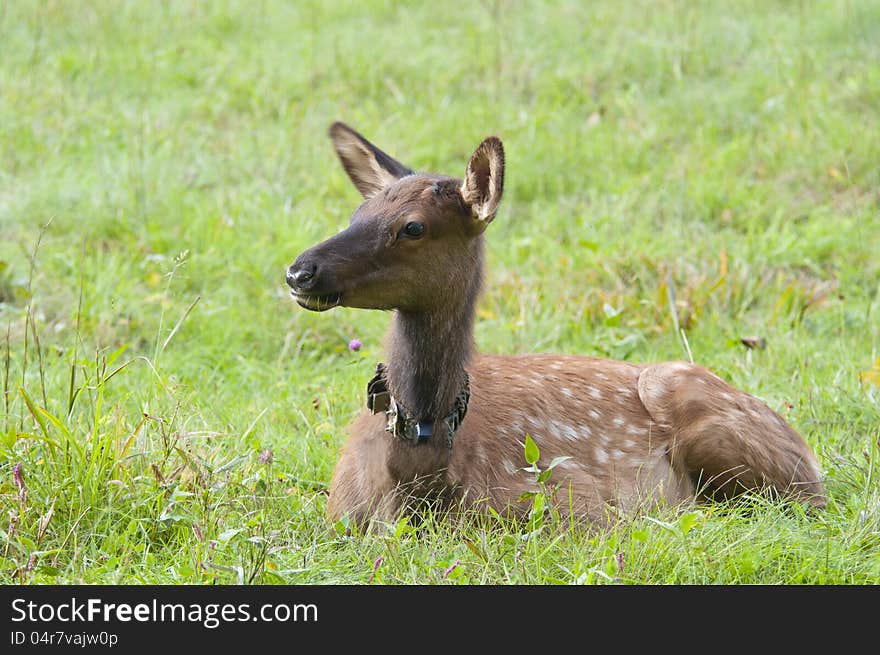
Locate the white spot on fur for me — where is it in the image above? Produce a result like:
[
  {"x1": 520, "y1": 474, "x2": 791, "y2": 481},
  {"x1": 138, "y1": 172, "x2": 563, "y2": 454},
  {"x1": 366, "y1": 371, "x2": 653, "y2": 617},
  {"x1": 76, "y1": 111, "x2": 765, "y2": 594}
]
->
[
  {"x1": 626, "y1": 424, "x2": 643, "y2": 435},
  {"x1": 612, "y1": 449, "x2": 626, "y2": 460},
  {"x1": 721, "y1": 392, "x2": 735, "y2": 402},
  {"x1": 594, "y1": 449, "x2": 609, "y2": 464},
  {"x1": 579, "y1": 425, "x2": 593, "y2": 439},
  {"x1": 561, "y1": 387, "x2": 574, "y2": 399},
  {"x1": 550, "y1": 362, "x2": 562, "y2": 370},
  {"x1": 588, "y1": 409, "x2": 602, "y2": 421},
  {"x1": 560, "y1": 423, "x2": 580, "y2": 442},
  {"x1": 588, "y1": 387, "x2": 603, "y2": 400},
  {"x1": 503, "y1": 459, "x2": 518, "y2": 475},
  {"x1": 529, "y1": 417, "x2": 548, "y2": 434},
  {"x1": 548, "y1": 419, "x2": 579, "y2": 444},
  {"x1": 596, "y1": 372, "x2": 608, "y2": 381},
  {"x1": 613, "y1": 416, "x2": 626, "y2": 428},
  {"x1": 622, "y1": 439, "x2": 635, "y2": 449}
]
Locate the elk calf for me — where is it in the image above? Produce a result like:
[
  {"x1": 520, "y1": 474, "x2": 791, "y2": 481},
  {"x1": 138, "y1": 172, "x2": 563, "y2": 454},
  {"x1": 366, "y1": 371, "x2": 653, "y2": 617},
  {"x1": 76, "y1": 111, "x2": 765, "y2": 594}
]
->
[{"x1": 286, "y1": 122, "x2": 826, "y2": 530}]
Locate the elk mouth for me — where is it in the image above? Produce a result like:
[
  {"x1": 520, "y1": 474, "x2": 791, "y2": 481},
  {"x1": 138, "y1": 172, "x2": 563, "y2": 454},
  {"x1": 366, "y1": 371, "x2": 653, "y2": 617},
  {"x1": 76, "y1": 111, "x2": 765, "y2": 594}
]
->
[{"x1": 291, "y1": 290, "x2": 342, "y2": 312}]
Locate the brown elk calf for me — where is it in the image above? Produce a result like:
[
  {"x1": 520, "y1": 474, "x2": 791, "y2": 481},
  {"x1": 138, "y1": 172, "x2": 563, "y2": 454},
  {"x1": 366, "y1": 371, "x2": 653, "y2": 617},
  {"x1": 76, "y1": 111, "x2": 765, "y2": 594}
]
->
[{"x1": 286, "y1": 122, "x2": 826, "y2": 530}]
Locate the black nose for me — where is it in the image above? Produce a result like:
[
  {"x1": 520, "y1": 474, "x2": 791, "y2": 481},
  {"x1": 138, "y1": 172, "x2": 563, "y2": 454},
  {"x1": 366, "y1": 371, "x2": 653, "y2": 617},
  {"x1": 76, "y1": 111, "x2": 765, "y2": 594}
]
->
[{"x1": 286, "y1": 261, "x2": 317, "y2": 290}]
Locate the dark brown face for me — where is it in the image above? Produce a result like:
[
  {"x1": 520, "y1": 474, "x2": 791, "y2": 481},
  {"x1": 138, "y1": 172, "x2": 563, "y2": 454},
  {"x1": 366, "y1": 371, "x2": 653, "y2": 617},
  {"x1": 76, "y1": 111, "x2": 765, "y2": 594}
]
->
[
  {"x1": 286, "y1": 175, "x2": 476, "y2": 312},
  {"x1": 286, "y1": 122, "x2": 504, "y2": 312}
]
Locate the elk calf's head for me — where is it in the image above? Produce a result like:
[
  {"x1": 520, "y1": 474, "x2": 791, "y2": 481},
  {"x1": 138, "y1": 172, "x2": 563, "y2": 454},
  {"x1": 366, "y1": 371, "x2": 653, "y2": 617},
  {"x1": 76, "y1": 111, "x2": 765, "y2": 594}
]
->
[{"x1": 287, "y1": 123, "x2": 504, "y2": 313}]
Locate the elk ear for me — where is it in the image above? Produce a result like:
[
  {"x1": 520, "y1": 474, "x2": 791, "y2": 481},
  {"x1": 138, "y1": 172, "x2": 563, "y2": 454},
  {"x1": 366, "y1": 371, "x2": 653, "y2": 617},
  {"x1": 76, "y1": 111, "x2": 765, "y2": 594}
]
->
[
  {"x1": 460, "y1": 136, "x2": 505, "y2": 231},
  {"x1": 328, "y1": 122, "x2": 414, "y2": 199}
]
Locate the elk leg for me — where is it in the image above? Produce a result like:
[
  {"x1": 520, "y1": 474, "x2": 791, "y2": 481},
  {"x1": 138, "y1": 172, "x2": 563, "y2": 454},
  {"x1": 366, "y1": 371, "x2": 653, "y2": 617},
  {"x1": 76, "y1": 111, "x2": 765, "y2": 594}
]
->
[
  {"x1": 326, "y1": 412, "x2": 400, "y2": 531},
  {"x1": 638, "y1": 363, "x2": 826, "y2": 508}
]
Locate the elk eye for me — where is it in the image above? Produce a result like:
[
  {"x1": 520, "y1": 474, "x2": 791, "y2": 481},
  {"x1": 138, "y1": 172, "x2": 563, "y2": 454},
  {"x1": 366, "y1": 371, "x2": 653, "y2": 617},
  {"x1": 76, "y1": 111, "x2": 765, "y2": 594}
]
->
[{"x1": 401, "y1": 221, "x2": 425, "y2": 239}]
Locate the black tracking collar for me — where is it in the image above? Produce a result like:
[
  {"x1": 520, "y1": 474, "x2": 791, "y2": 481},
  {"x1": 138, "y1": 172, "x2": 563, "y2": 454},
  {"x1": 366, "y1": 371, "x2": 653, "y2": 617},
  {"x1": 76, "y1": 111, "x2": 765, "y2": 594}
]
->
[{"x1": 366, "y1": 362, "x2": 470, "y2": 448}]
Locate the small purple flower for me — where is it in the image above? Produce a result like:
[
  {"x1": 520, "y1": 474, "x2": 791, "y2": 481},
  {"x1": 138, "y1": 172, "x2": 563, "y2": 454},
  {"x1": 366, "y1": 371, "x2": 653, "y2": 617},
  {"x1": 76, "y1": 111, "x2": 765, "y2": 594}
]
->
[
  {"x1": 13, "y1": 462, "x2": 24, "y2": 499},
  {"x1": 258, "y1": 449, "x2": 274, "y2": 465},
  {"x1": 368, "y1": 555, "x2": 384, "y2": 583},
  {"x1": 443, "y1": 559, "x2": 460, "y2": 579},
  {"x1": 348, "y1": 338, "x2": 362, "y2": 352}
]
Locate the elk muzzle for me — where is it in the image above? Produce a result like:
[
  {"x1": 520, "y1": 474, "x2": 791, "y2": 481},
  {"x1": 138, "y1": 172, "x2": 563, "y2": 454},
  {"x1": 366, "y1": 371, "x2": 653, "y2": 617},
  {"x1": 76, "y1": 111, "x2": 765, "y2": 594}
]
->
[{"x1": 286, "y1": 253, "x2": 342, "y2": 312}]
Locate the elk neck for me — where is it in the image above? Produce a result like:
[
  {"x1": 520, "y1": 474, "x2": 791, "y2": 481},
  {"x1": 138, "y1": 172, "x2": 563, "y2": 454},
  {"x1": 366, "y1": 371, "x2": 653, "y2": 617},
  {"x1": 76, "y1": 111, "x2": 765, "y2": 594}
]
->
[{"x1": 383, "y1": 241, "x2": 483, "y2": 424}]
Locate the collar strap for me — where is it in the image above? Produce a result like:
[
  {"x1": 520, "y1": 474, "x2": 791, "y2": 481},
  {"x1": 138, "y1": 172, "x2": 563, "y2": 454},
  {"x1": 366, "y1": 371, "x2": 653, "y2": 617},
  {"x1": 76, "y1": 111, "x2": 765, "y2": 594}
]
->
[{"x1": 366, "y1": 362, "x2": 470, "y2": 448}]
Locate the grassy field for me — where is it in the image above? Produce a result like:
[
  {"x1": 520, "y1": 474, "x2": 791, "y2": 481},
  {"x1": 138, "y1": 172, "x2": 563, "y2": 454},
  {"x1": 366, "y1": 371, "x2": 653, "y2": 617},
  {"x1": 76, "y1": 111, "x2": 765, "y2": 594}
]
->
[{"x1": 1, "y1": 0, "x2": 879, "y2": 584}]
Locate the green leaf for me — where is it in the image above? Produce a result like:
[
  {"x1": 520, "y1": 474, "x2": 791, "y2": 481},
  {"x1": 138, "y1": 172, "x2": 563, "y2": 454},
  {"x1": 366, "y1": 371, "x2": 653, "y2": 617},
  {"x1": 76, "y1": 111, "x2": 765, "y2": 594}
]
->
[
  {"x1": 393, "y1": 516, "x2": 413, "y2": 538},
  {"x1": 603, "y1": 303, "x2": 623, "y2": 326},
  {"x1": 678, "y1": 511, "x2": 701, "y2": 536},
  {"x1": 1, "y1": 427, "x2": 19, "y2": 448},
  {"x1": 631, "y1": 528, "x2": 650, "y2": 542},
  {"x1": 260, "y1": 570, "x2": 286, "y2": 584},
  {"x1": 644, "y1": 516, "x2": 678, "y2": 535},
  {"x1": 105, "y1": 343, "x2": 131, "y2": 367},
  {"x1": 17, "y1": 535, "x2": 36, "y2": 550},
  {"x1": 537, "y1": 469, "x2": 552, "y2": 483},
  {"x1": 517, "y1": 491, "x2": 537, "y2": 503},
  {"x1": 18, "y1": 389, "x2": 58, "y2": 457},
  {"x1": 216, "y1": 528, "x2": 243, "y2": 543},
  {"x1": 333, "y1": 516, "x2": 351, "y2": 536},
  {"x1": 526, "y1": 493, "x2": 546, "y2": 532},
  {"x1": 524, "y1": 434, "x2": 540, "y2": 466},
  {"x1": 462, "y1": 539, "x2": 487, "y2": 563},
  {"x1": 547, "y1": 456, "x2": 572, "y2": 470},
  {"x1": 215, "y1": 455, "x2": 248, "y2": 473},
  {"x1": 37, "y1": 406, "x2": 82, "y2": 458}
]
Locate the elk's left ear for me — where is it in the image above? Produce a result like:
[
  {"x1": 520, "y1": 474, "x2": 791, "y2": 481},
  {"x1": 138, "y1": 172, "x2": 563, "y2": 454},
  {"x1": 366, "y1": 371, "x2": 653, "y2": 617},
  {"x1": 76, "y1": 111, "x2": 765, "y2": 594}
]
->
[
  {"x1": 460, "y1": 136, "x2": 505, "y2": 231},
  {"x1": 329, "y1": 122, "x2": 414, "y2": 199}
]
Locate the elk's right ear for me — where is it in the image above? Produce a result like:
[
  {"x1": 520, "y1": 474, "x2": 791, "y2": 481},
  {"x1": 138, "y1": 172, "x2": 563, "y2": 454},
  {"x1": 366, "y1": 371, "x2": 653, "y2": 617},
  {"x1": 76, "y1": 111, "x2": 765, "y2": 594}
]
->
[
  {"x1": 328, "y1": 122, "x2": 414, "y2": 199},
  {"x1": 460, "y1": 136, "x2": 505, "y2": 233}
]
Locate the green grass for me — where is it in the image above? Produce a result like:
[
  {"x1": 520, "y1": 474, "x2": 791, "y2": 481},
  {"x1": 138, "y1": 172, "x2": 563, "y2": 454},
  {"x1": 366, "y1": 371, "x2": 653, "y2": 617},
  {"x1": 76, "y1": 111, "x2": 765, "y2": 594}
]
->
[{"x1": 1, "y1": 0, "x2": 879, "y2": 584}]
